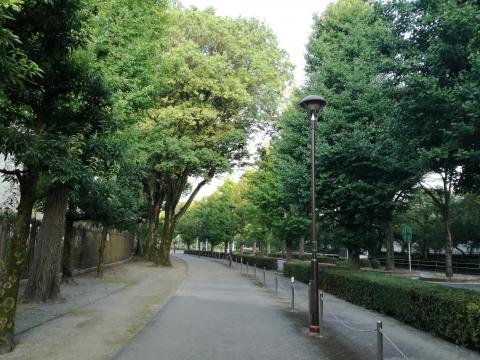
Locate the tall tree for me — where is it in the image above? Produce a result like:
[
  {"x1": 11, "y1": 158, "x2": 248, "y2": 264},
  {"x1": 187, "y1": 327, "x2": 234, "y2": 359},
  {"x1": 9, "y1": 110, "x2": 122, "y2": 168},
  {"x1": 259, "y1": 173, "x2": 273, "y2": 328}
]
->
[
  {"x1": 22, "y1": 46, "x2": 114, "y2": 302},
  {"x1": 382, "y1": 0, "x2": 480, "y2": 277},
  {"x1": 0, "y1": 0, "x2": 100, "y2": 350},
  {"x1": 144, "y1": 7, "x2": 291, "y2": 266},
  {"x1": 276, "y1": 0, "x2": 418, "y2": 269},
  {"x1": 90, "y1": 0, "x2": 171, "y2": 259}
]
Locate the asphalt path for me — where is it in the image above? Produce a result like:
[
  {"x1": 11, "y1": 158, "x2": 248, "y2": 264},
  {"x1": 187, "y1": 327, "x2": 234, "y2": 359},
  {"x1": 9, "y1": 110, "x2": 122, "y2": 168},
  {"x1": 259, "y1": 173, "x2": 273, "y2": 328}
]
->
[{"x1": 114, "y1": 254, "x2": 330, "y2": 360}]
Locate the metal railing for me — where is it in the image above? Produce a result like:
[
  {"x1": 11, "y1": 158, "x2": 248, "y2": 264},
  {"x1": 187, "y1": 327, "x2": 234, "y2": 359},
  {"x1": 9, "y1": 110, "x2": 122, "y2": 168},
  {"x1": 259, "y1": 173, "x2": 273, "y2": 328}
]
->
[{"x1": 376, "y1": 257, "x2": 480, "y2": 274}]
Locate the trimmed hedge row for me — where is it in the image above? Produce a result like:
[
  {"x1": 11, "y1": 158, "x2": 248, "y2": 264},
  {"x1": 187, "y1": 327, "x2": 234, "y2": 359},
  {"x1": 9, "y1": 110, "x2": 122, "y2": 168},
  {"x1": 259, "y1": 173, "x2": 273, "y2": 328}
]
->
[
  {"x1": 284, "y1": 261, "x2": 480, "y2": 350},
  {"x1": 184, "y1": 250, "x2": 228, "y2": 258},
  {"x1": 183, "y1": 250, "x2": 278, "y2": 270},
  {"x1": 231, "y1": 254, "x2": 277, "y2": 270}
]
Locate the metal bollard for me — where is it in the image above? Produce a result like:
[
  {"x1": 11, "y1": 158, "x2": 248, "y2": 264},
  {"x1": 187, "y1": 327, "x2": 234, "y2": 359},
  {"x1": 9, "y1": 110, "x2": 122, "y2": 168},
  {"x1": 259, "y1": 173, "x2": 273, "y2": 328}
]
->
[
  {"x1": 275, "y1": 272, "x2": 278, "y2": 295},
  {"x1": 246, "y1": 262, "x2": 249, "y2": 276},
  {"x1": 263, "y1": 267, "x2": 266, "y2": 287},
  {"x1": 291, "y1": 277, "x2": 295, "y2": 311},
  {"x1": 320, "y1": 292, "x2": 324, "y2": 337},
  {"x1": 240, "y1": 258, "x2": 243, "y2": 272},
  {"x1": 229, "y1": 254, "x2": 232, "y2": 268},
  {"x1": 254, "y1": 265, "x2": 257, "y2": 279},
  {"x1": 377, "y1": 321, "x2": 383, "y2": 360}
]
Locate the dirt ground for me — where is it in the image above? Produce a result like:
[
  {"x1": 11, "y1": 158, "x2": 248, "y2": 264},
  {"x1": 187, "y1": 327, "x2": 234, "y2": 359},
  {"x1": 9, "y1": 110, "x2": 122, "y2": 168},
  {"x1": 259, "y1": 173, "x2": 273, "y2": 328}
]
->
[{"x1": 3, "y1": 257, "x2": 186, "y2": 360}]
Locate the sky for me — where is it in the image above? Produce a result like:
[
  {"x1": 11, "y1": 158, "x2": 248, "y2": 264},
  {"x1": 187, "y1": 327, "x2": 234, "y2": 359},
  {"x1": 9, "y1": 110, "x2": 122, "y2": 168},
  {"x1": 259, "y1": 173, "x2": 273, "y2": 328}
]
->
[{"x1": 181, "y1": 0, "x2": 333, "y2": 198}]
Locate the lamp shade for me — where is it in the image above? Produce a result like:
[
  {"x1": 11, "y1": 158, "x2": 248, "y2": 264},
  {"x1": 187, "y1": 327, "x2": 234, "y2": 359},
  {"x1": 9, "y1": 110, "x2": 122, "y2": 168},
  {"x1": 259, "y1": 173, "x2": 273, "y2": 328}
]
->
[{"x1": 299, "y1": 95, "x2": 326, "y2": 118}]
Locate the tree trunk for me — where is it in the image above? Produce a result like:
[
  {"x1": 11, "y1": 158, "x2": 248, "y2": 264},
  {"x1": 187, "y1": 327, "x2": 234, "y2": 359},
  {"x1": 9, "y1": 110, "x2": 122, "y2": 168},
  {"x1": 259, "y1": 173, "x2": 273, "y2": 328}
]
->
[
  {"x1": 0, "y1": 217, "x2": 9, "y2": 261},
  {"x1": 385, "y1": 222, "x2": 395, "y2": 271},
  {"x1": 285, "y1": 241, "x2": 293, "y2": 261},
  {"x1": 442, "y1": 209, "x2": 453, "y2": 278},
  {"x1": 62, "y1": 216, "x2": 75, "y2": 282},
  {"x1": 187, "y1": 242, "x2": 191, "y2": 251},
  {"x1": 252, "y1": 240, "x2": 257, "y2": 256},
  {"x1": 24, "y1": 187, "x2": 69, "y2": 303},
  {"x1": 145, "y1": 200, "x2": 161, "y2": 260},
  {"x1": 267, "y1": 242, "x2": 271, "y2": 255},
  {"x1": 24, "y1": 220, "x2": 39, "y2": 278},
  {"x1": 240, "y1": 244, "x2": 244, "y2": 255},
  {"x1": 157, "y1": 210, "x2": 174, "y2": 266},
  {"x1": 0, "y1": 173, "x2": 36, "y2": 353},
  {"x1": 348, "y1": 249, "x2": 361, "y2": 270},
  {"x1": 421, "y1": 238, "x2": 428, "y2": 259},
  {"x1": 134, "y1": 224, "x2": 145, "y2": 256},
  {"x1": 97, "y1": 226, "x2": 108, "y2": 277},
  {"x1": 299, "y1": 236, "x2": 305, "y2": 259}
]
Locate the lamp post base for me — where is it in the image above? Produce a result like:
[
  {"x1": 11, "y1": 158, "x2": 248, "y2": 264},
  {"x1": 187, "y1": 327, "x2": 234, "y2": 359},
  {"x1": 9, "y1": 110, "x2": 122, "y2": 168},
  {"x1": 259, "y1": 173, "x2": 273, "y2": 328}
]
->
[{"x1": 308, "y1": 325, "x2": 320, "y2": 333}]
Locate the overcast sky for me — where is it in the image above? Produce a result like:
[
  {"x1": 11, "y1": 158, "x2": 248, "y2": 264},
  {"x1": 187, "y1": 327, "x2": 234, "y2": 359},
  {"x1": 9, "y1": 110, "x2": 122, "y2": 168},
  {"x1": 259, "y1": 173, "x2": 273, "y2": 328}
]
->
[{"x1": 181, "y1": 0, "x2": 333, "y2": 198}]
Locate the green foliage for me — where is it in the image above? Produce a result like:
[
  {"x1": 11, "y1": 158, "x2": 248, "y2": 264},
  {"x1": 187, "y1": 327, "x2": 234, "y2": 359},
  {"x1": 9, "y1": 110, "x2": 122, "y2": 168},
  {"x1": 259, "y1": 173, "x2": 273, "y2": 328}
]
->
[
  {"x1": 90, "y1": 0, "x2": 170, "y2": 124},
  {"x1": 380, "y1": 0, "x2": 480, "y2": 275},
  {"x1": 232, "y1": 254, "x2": 278, "y2": 270},
  {"x1": 142, "y1": 7, "x2": 291, "y2": 182},
  {"x1": 284, "y1": 261, "x2": 480, "y2": 349},
  {"x1": 0, "y1": 0, "x2": 116, "y2": 192},
  {"x1": 176, "y1": 179, "x2": 239, "y2": 250},
  {"x1": 382, "y1": 0, "x2": 480, "y2": 186},
  {"x1": 183, "y1": 250, "x2": 278, "y2": 270},
  {"x1": 394, "y1": 191, "x2": 480, "y2": 257},
  {"x1": 275, "y1": 0, "x2": 418, "y2": 256},
  {"x1": 0, "y1": 0, "x2": 41, "y2": 93}
]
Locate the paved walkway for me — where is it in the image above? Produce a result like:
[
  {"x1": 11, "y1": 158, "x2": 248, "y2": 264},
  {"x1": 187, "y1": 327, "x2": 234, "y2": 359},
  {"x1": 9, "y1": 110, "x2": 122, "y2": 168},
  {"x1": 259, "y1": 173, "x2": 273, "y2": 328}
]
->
[
  {"x1": 239, "y1": 257, "x2": 480, "y2": 360},
  {"x1": 114, "y1": 254, "x2": 330, "y2": 360},
  {"x1": 115, "y1": 254, "x2": 480, "y2": 360}
]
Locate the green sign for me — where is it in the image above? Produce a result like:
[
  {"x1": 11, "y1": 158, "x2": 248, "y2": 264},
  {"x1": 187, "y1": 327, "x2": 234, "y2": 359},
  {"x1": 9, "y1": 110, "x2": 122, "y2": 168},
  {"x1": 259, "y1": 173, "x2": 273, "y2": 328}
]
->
[{"x1": 402, "y1": 225, "x2": 412, "y2": 243}]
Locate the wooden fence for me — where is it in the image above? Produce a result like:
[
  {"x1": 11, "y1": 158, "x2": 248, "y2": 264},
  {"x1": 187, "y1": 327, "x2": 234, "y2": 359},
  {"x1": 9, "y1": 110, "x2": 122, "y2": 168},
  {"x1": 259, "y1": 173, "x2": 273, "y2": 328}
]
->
[{"x1": 0, "y1": 217, "x2": 134, "y2": 275}]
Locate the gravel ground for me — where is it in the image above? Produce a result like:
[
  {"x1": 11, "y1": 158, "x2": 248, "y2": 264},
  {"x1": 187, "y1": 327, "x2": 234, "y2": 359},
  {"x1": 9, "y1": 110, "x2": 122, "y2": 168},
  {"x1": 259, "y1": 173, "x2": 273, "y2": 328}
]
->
[{"x1": 3, "y1": 257, "x2": 186, "y2": 360}]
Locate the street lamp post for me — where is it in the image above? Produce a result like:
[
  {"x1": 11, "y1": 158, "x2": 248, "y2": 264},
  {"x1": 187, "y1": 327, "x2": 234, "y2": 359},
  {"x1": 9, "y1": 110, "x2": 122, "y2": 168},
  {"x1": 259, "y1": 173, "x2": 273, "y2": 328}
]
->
[
  {"x1": 299, "y1": 95, "x2": 326, "y2": 334},
  {"x1": 229, "y1": 205, "x2": 236, "y2": 267}
]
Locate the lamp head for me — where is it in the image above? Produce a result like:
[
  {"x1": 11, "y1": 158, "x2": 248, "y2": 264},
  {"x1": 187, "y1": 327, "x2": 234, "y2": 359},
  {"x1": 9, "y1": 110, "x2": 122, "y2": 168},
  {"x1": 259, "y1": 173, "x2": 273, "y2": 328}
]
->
[{"x1": 299, "y1": 95, "x2": 326, "y2": 119}]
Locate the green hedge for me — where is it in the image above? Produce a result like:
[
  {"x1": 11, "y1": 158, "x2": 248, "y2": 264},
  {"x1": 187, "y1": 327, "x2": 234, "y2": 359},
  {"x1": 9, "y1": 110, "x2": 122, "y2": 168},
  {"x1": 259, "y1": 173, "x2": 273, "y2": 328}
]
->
[
  {"x1": 318, "y1": 256, "x2": 337, "y2": 264},
  {"x1": 284, "y1": 261, "x2": 480, "y2": 350},
  {"x1": 232, "y1": 254, "x2": 277, "y2": 270},
  {"x1": 184, "y1": 250, "x2": 227, "y2": 258},
  {"x1": 184, "y1": 250, "x2": 277, "y2": 270}
]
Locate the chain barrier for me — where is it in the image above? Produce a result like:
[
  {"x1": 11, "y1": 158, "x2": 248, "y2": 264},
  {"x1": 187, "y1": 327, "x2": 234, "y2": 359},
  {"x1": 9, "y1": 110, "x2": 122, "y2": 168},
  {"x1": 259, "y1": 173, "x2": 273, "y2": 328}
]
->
[
  {"x1": 323, "y1": 303, "x2": 376, "y2": 333},
  {"x1": 196, "y1": 253, "x2": 409, "y2": 360},
  {"x1": 380, "y1": 329, "x2": 410, "y2": 360},
  {"x1": 292, "y1": 283, "x2": 309, "y2": 307},
  {"x1": 275, "y1": 277, "x2": 291, "y2": 290}
]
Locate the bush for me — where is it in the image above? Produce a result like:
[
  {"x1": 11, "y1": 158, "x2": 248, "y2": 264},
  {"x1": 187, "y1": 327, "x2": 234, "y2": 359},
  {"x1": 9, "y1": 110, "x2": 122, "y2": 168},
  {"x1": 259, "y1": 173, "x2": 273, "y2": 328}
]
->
[
  {"x1": 232, "y1": 254, "x2": 277, "y2": 270},
  {"x1": 360, "y1": 258, "x2": 371, "y2": 268},
  {"x1": 283, "y1": 261, "x2": 480, "y2": 350},
  {"x1": 369, "y1": 258, "x2": 381, "y2": 269},
  {"x1": 184, "y1": 250, "x2": 227, "y2": 258},
  {"x1": 318, "y1": 256, "x2": 337, "y2": 264},
  {"x1": 283, "y1": 260, "x2": 310, "y2": 280},
  {"x1": 184, "y1": 250, "x2": 277, "y2": 270},
  {"x1": 335, "y1": 258, "x2": 348, "y2": 267}
]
